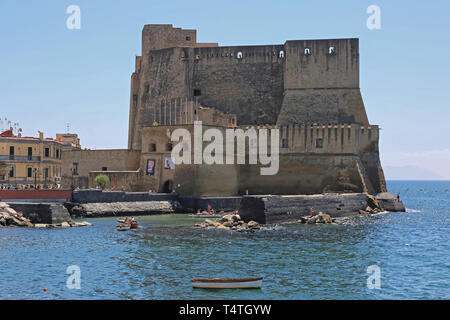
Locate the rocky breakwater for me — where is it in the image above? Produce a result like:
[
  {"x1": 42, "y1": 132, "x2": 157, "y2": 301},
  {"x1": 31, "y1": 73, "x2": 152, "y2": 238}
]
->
[
  {"x1": 0, "y1": 201, "x2": 91, "y2": 228},
  {"x1": 194, "y1": 214, "x2": 262, "y2": 232},
  {"x1": 68, "y1": 201, "x2": 174, "y2": 218}
]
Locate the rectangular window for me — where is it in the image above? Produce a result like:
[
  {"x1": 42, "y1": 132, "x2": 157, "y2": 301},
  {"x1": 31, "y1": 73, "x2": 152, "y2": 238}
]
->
[
  {"x1": 44, "y1": 168, "x2": 49, "y2": 179},
  {"x1": 193, "y1": 89, "x2": 201, "y2": 96},
  {"x1": 27, "y1": 167, "x2": 32, "y2": 178},
  {"x1": 102, "y1": 167, "x2": 107, "y2": 171},
  {"x1": 282, "y1": 139, "x2": 289, "y2": 148},
  {"x1": 28, "y1": 147, "x2": 32, "y2": 160},
  {"x1": 9, "y1": 146, "x2": 14, "y2": 160},
  {"x1": 56, "y1": 149, "x2": 59, "y2": 159},
  {"x1": 316, "y1": 139, "x2": 323, "y2": 148},
  {"x1": 45, "y1": 147, "x2": 50, "y2": 157},
  {"x1": 72, "y1": 163, "x2": 78, "y2": 175},
  {"x1": 9, "y1": 166, "x2": 15, "y2": 178}
]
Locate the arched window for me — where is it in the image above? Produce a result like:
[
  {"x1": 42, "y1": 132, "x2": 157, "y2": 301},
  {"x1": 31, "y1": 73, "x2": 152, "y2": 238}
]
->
[
  {"x1": 237, "y1": 51, "x2": 243, "y2": 59},
  {"x1": 166, "y1": 143, "x2": 173, "y2": 151},
  {"x1": 328, "y1": 46, "x2": 335, "y2": 55},
  {"x1": 279, "y1": 50, "x2": 285, "y2": 58},
  {"x1": 304, "y1": 48, "x2": 311, "y2": 55}
]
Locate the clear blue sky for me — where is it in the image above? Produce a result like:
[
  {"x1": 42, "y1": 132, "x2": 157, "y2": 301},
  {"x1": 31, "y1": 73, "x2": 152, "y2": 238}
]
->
[{"x1": 0, "y1": 0, "x2": 449, "y2": 178}]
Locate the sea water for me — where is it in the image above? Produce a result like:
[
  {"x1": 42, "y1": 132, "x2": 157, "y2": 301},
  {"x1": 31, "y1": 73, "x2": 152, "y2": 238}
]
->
[{"x1": 0, "y1": 180, "x2": 449, "y2": 299}]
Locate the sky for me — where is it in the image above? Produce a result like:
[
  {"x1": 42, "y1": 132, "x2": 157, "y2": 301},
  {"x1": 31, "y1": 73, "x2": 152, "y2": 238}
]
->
[{"x1": 0, "y1": 0, "x2": 449, "y2": 179}]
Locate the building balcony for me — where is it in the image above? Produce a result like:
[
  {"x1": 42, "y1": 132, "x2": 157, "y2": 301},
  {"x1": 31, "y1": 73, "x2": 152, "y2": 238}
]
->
[{"x1": 0, "y1": 155, "x2": 42, "y2": 162}]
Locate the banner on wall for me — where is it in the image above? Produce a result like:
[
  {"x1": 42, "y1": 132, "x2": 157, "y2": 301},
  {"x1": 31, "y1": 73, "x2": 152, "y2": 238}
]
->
[
  {"x1": 164, "y1": 157, "x2": 175, "y2": 170},
  {"x1": 146, "y1": 159, "x2": 155, "y2": 175}
]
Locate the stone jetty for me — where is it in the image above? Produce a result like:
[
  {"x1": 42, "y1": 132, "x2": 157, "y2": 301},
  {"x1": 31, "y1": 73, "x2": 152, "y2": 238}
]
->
[{"x1": 68, "y1": 201, "x2": 174, "y2": 218}]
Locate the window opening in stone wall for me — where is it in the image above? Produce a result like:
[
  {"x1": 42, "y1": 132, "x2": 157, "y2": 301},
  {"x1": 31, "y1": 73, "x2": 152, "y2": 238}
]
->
[
  {"x1": 316, "y1": 139, "x2": 323, "y2": 148},
  {"x1": 186, "y1": 36, "x2": 191, "y2": 41},
  {"x1": 279, "y1": 50, "x2": 285, "y2": 58},
  {"x1": 193, "y1": 89, "x2": 201, "y2": 96},
  {"x1": 304, "y1": 48, "x2": 311, "y2": 55},
  {"x1": 328, "y1": 46, "x2": 335, "y2": 55},
  {"x1": 237, "y1": 51, "x2": 243, "y2": 59}
]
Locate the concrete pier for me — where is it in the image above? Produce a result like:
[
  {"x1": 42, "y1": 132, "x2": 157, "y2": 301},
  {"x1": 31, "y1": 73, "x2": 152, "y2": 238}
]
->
[{"x1": 239, "y1": 193, "x2": 405, "y2": 224}]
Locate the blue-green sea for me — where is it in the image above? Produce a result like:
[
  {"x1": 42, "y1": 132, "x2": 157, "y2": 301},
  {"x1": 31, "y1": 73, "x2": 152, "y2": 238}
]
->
[{"x1": 0, "y1": 181, "x2": 449, "y2": 299}]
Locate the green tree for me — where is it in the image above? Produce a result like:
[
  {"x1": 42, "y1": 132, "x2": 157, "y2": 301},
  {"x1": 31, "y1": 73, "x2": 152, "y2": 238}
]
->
[{"x1": 95, "y1": 174, "x2": 109, "y2": 189}]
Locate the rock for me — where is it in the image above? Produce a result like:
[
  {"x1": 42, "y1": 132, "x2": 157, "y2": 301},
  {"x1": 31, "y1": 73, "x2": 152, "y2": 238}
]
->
[
  {"x1": 307, "y1": 216, "x2": 317, "y2": 224},
  {"x1": 222, "y1": 221, "x2": 234, "y2": 228},
  {"x1": 60, "y1": 222, "x2": 71, "y2": 228},
  {"x1": 69, "y1": 221, "x2": 92, "y2": 227},
  {"x1": 297, "y1": 217, "x2": 307, "y2": 224},
  {"x1": 34, "y1": 224, "x2": 47, "y2": 228},
  {"x1": 367, "y1": 194, "x2": 382, "y2": 210},
  {"x1": 318, "y1": 213, "x2": 333, "y2": 223},
  {"x1": 247, "y1": 221, "x2": 260, "y2": 229},
  {"x1": 3, "y1": 207, "x2": 17, "y2": 215}
]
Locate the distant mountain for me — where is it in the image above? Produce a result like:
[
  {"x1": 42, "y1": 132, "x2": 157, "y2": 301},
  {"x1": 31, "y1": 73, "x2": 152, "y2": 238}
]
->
[{"x1": 383, "y1": 165, "x2": 446, "y2": 180}]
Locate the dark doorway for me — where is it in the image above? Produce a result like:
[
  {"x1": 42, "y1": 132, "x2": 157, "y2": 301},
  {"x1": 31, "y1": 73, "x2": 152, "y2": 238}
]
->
[{"x1": 162, "y1": 180, "x2": 173, "y2": 193}]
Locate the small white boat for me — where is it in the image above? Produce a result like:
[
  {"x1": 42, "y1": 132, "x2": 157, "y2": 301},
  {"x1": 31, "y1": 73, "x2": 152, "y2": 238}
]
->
[{"x1": 192, "y1": 277, "x2": 263, "y2": 289}]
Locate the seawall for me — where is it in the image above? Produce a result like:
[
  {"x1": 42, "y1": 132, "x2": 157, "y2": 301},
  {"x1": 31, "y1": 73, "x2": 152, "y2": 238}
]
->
[
  {"x1": 239, "y1": 193, "x2": 405, "y2": 224},
  {"x1": 72, "y1": 190, "x2": 177, "y2": 203},
  {"x1": 7, "y1": 202, "x2": 72, "y2": 224}
]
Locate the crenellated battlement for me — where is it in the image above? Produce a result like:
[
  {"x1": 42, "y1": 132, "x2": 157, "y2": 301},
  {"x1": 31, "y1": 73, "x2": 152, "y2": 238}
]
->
[{"x1": 126, "y1": 24, "x2": 387, "y2": 195}]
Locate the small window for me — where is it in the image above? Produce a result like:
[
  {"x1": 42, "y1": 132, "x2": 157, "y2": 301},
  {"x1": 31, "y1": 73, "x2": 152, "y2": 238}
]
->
[
  {"x1": 282, "y1": 139, "x2": 288, "y2": 148},
  {"x1": 9, "y1": 166, "x2": 15, "y2": 178},
  {"x1": 304, "y1": 48, "x2": 311, "y2": 55},
  {"x1": 316, "y1": 139, "x2": 323, "y2": 148},
  {"x1": 27, "y1": 167, "x2": 33, "y2": 178},
  {"x1": 149, "y1": 143, "x2": 156, "y2": 152},
  {"x1": 72, "y1": 163, "x2": 78, "y2": 175},
  {"x1": 193, "y1": 89, "x2": 201, "y2": 96},
  {"x1": 237, "y1": 51, "x2": 243, "y2": 59},
  {"x1": 44, "y1": 168, "x2": 49, "y2": 179},
  {"x1": 328, "y1": 46, "x2": 335, "y2": 55},
  {"x1": 56, "y1": 149, "x2": 59, "y2": 159},
  {"x1": 186, "y1": 36, "x2": 191, "y2": 41},
  {"x1": 279, "y1": 50, "x2": 285, "y2": 58},
  {"x1": 166, "y1": 143, "x2": 173, "y2": 151},
  {"x1": 9, "y1": 146, "x2": 14, "y2": 160},
  {"x1": 44, "y1": 147, "x2": 50, "y2": 157},
  {"x1": 28, "y1": 147, "x2": 32, "y2": 160}
]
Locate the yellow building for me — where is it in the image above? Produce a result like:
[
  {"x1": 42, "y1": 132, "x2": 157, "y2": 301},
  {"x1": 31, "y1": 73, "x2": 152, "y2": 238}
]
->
[{"x1": 0, "y1": 129, "x2": 63, "y2": 189}]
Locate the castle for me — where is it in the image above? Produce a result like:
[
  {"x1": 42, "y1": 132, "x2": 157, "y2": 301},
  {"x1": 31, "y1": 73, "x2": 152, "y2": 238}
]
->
[{"x1": 61, "y1": 24, "x2": 387, "y2": 196}]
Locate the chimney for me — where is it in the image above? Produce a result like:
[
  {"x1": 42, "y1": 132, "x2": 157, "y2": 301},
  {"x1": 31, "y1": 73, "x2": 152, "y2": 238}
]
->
[{"x1": 38, "y1": 130, "x2": 44, "y2": 140}]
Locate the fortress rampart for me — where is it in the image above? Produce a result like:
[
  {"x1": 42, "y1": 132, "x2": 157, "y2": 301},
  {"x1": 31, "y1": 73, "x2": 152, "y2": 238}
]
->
[{"x1": 62, "y1": 24, "x2": 388, "y2": 197}]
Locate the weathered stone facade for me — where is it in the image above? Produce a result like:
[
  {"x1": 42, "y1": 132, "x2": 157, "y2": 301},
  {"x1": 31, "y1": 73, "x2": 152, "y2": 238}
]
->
[{"x1": 62, "y1": 24, "x2": 387, "y2": 196}]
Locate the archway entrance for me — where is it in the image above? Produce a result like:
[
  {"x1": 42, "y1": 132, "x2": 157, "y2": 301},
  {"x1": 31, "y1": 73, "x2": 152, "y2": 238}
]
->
[{"x1": 162, "y1": 180, "x2": 173, "y2": 193}]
